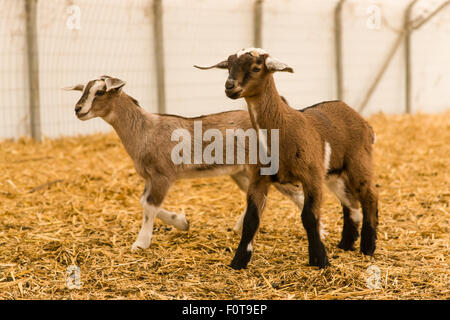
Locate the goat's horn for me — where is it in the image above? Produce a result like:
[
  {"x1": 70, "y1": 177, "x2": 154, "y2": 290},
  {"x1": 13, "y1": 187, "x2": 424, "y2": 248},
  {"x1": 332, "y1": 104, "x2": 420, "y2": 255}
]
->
[
  {"x1": 63, "y1": 84, "x2": 84, "y2": 91},
  {"x1": 194, "y1": 60, "x2": 228, "y2": 70}
]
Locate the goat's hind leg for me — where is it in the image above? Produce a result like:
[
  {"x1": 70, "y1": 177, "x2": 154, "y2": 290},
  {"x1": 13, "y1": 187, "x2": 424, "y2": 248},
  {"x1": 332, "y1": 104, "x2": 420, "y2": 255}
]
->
[
  {"x1": 274, "y1": 183, "x2": 304, "y2": 210},
  {"x1": 326, "y1": 174, "x2": 361, "y2": 251},
  {"x1": 346, "y1": 159, "x2": 378, "y2": 256},
  {"x1": 359, "y1": 185, "x2": 378, "y2": 256},
  {"x1": 338, "y1": 205, "x2": 361, "y2": 251}
]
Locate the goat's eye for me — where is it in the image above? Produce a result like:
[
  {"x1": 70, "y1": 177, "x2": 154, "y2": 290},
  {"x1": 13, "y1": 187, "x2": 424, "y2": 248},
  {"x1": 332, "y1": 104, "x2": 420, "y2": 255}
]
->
[
  {"x1": 96, "y1": 91, "x2": 105, "y2": 96},
  {"x1": 252, "y1": 67, "x2": 261, "y2": 73}
]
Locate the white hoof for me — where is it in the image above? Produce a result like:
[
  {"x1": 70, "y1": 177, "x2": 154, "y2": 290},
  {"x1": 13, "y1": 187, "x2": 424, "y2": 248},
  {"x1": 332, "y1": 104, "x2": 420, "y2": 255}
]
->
[
  {"x1": 174, "y1": 214, "x2": 189, "y2": 231},
  {"x1": 131, "y1": 240, "x2": 150, "y2": 251}
]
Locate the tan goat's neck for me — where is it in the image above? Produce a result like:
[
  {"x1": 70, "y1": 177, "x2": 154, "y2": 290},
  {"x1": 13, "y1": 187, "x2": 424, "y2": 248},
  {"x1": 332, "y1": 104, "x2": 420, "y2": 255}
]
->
[
  {"x1": 244, "y1": 75, "x2": 288, "y2": 130},
  {"x1": 103, "y1": 93, "x2": 149, "y2": 159}
]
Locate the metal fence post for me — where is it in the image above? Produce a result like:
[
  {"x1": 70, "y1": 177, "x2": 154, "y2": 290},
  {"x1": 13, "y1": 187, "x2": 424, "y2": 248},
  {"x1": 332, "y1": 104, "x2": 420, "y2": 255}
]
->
[
  {"x1": 153, "y1": 0, "x2": 166, "y2": 114},
  {"x1": 25, "y1": 0, "x2": 41, "y2": 141},
  {"x1": 404, "y1": 0, "x2": 450, "y2": 114},
  {"x1": 404, "y1": 0, "x2": 419, "y2": 114},
  {"x1": 334, "y1": 0, "x2": 345, "y2": 101},
  {"x1": 253, "y1": 0, "x2": 263, "y2": 48}
]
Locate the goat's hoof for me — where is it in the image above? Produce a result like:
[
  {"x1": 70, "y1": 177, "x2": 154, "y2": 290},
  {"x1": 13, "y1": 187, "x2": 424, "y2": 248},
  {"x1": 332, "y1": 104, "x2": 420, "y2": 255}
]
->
[
  {"x1": 174, "y1": 214, "x2": 190, "y2": 231},
  {"x1": 131, "y1": 241, "x2": 150, "y2": 252},
  {"x1": 230, "y1": 250, "x2": 251, "y2": 270},
  {"x1": 182, "y1": 218, "x2": 190, "y2": 231},
  {"x1": 360, "y1": 245, "x2": 376, "y2": 256},
  {"x1": 337, "y1": 240, "x2": 356, "y2": 251},
  {"x1": 229, "y1": 261, "x2": 248, "y2": 270},
  {"x1": 309, "y1": 255, "x2": 330, "y2": 269},
  {"x1": 360, "y1": 227, "x2": 376, "y2": 256}
]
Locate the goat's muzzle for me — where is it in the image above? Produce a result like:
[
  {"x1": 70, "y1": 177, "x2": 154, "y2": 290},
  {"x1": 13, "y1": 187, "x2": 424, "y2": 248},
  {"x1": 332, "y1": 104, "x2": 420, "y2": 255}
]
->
[
  {"x1": 75, "y1": 105, "x2": 89, "y2": 119},
  {"x1": 225, "y1": 88, "x2": 242, "y2": 100},
  {"x1": 225, "y1": 79, "x2": 242, "y2": 99}
]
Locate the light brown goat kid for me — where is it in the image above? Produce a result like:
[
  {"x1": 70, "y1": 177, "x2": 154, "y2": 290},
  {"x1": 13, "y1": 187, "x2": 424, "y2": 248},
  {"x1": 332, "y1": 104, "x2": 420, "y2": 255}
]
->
[
  {"x1": 65, "y1": 76, "x2": 304, "y2": 251},
  {"x1": 196, "y1": 48, "x2": 378, "y2": 269}
]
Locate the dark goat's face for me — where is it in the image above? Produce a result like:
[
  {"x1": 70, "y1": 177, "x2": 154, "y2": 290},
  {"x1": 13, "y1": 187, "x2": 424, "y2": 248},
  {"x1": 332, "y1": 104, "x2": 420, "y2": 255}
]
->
[
  {"x1": 64, "y1": 76, "x2": 126, "y2": 120},
  {"x1": 195, "y1": 48, "x2": 294, "y2": 100}
]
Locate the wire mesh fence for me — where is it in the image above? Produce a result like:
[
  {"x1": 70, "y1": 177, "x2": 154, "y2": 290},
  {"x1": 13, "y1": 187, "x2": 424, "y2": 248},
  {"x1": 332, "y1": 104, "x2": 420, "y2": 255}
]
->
[{"x1": 0, "y1": 0, "x2": 449, "y2": 140}]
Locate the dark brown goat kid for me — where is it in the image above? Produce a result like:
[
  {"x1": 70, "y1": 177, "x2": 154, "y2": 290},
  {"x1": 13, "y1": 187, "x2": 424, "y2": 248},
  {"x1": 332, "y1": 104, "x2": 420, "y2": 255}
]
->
[{"x1": 196, "y1": 48, "x2": 378, "y2": 269}]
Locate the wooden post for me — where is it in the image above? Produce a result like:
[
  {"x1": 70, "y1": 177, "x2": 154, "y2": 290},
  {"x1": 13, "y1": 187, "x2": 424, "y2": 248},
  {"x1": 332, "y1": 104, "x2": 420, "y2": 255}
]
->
[
  {"x1": 253, "y1": 0, "x2": 263, "y2": 48},
  {"x1": 153, "y1": 0, "x2": 166, "y2": 114},
  {"x1": 25, "y1": 0, "x2": 41, "y2": 140},
  {"x1": 334, "y1": 0, "x2": 345, "y2": 101}
]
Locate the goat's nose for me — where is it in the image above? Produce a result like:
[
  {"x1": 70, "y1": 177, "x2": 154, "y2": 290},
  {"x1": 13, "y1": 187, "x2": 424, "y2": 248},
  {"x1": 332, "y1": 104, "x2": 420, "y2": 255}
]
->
[
  {"x1": 75, "y1": 106, "x2": 82, "y2": 114},
  {"x1": 225, "y1": 79, "x2": 235, "y2": 90}
]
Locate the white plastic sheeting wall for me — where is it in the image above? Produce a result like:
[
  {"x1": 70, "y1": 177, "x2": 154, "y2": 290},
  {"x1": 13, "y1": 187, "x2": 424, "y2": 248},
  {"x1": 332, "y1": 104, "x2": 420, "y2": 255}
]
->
[
  {"x1": 163, "y1": 0, "x2": 253, "y2": 117},
  {"x1": 0, "y1": 0, "x2": 449, "y2": 140},
  {"x1": 0, "y1": 1, "x2": 30, "y2": 138},
  {"x1": 262, "y1": 0, "x2": 338, "y2": 109},
  {"x1": 37, "y1": 0, "x2": 157, "y2": 138},
  {"x1": 340, "y1": 0, "x2": 410, "y2": 115},
  {"x1": 411, "y1": 2, "x2": 450, "y2": 113}
]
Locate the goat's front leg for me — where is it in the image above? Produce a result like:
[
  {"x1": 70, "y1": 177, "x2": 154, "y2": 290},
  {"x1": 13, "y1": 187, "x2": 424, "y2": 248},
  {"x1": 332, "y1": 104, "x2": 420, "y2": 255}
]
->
[
  {"x1": 156, "y1": 208, "x2": 189, "y2": 231},
  {"x1": 232, "y1": 211, "x2": 245, "y2": 233},
  {"x1": 301, "y1": 181, "x2": 330, "y2": 269},
  {"x1": 233, "y1": 183, "x2": 304, "y2": 234},
  {"x1": 131, "y1": 178, "x2": 171, "y2": 251},
  {"x1": 231, "y1": 173, "x2": 249, "y2": 232},
  {"x1": 230, "y1": 177, "x2": 269, "y2": 270}
]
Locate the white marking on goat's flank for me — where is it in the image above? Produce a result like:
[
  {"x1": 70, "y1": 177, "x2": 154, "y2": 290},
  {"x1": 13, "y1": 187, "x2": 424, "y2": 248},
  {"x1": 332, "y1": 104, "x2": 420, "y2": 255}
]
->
[
  {"x1": 324, "y1": 141, "x2": 331, "y2": 172},
  {"x1": 237, "y1": 48, "x2": 267, "y2": 58},
  {"x1": 247, "y1": 242, "x2": 253, "y2": 252},
  {"x1": 294, "y1": 192, "x2": 305, "y2": 209},
  {"x1": 325, "y1": 175, "x2": 351, "y2": 207},
  {"x1": 350, "y1": 208, "x2": 362, "y2": 225}
]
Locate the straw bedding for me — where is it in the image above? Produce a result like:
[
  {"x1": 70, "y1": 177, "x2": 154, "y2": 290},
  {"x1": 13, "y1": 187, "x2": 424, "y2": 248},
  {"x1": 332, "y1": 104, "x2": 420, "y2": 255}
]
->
[{"x1": 0, "y1": 112, "x2": 448, "y2": 300}]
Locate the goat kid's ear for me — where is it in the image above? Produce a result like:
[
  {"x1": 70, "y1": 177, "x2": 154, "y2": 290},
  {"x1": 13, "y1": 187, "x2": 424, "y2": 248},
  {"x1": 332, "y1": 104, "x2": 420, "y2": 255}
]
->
[
  {"x1": 194, "y1": 60, "x2": 228, "y2": 70},
  {"x1": 63, "y1": 84, "x2": 84, "y2": 91},
  {"x1": 265, "y1": 56, "x2": 294, "y2": 73},
  {"x1": 105, "y1": 77, "x2": 126, "y2": 92}
]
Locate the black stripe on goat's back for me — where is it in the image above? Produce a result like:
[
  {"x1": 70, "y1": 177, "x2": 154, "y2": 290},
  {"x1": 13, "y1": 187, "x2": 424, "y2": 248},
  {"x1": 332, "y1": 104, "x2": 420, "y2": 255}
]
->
[
  {"x1": 298, "y1": 100, "x2": 342, "y2": 113},
  {"x1": 154, "y1": 109, "x2": 241, "y2": 121}
]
